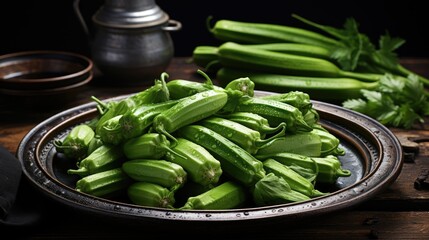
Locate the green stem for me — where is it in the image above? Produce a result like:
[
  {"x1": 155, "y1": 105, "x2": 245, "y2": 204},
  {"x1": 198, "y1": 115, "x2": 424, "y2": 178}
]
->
[{"x1": 338, "y1": 70, "x2": 381, "y2": 82}]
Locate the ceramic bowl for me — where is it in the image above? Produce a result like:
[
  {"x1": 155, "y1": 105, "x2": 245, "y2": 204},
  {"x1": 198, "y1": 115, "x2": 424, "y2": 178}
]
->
[{"x1": 0, "y1": 50, "x2": 93, "y2": 91}]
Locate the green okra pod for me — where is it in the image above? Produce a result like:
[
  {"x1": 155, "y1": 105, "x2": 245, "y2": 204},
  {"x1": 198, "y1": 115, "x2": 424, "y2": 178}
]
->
[
  {"x1": 256, "y1": 131, "x2": 322, "y2": 157},
  {"x1": 165, "y1": 138, "x2": 223, "y2": 188},
  {"x1": 75, "y1": 167, "x2": 131, "y2": 197},
  {"x1": 176, "y1": 125, "x2": 266, "y2": 187},
  {"x1": 122, "y1": 133, "x2": 177, "y2": 160},
  {"x1": 179, "y1": 181, "x2": 247, "y2": 210},
  {"x1": 54, "y1": 124, "x2": 95, "y2": 161},
  {"x1": 127, "y1": 182, "x2": 175, "y2": 209},
  {"x1": 122, "y1": 159, "x2": 187, "y2": 192},
  {"x1": 67, "y1": 145, "x2": 124, "y2": 177},
  {"x1": 199, "y1": 116, "x2": 286, "y2": 154},
  {"x1": 263, "y1": 159, "x2": 325, "y2": 197}
]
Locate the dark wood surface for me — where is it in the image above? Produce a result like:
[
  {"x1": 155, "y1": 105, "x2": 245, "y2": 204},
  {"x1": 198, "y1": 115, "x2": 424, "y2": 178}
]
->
[{"x1": 1, "y1": 57, "x2": 429, "y2": 239}]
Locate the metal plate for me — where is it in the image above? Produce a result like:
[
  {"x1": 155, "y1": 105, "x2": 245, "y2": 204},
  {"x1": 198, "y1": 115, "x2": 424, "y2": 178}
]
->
[{"x1": 16, "y1": 91, "x2": 403, "y2": 226}]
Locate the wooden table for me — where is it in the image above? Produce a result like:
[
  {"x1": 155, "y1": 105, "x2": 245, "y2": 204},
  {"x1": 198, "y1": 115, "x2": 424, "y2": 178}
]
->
[{"x1": 1, "y1": 57, "x2": 429, "y2": 239}]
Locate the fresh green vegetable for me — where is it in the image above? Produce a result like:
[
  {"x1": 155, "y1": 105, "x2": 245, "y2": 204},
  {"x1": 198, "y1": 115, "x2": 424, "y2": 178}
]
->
[
  {"x1": 232, "y1": 95, "x2": 313, "y2": 133},
  {"x1": 216, "y1": 67, "x2": 379, "y2": 103},
  {"x1": 54, "y1": 124, "x2": 95, "y2": 161},
  {"x1": 218, "y1": 111, "x2": 285, "y2": 138},
  {"x1": 217, "y1": 42, "x2": 383, "y2": 82},
  {"x1": 255, "y1": 131, "x2": 322, "y2": 157},
  {"x1": 262, "y1": 159, "x2": 325, "y2": 197},
  {"x1": 207, "y1": 17, "x2": 339, "y2": 49},
  {"x1": 122, "y1": 133, "x2": 177, "y2": 160},
  {"x1": 176, "y1": 124, "x2": 266, "y2": 187},
  {"x1": 75, "y1": 167, "x2": 131, "y2": 197},
  {"x1": 259, "y1": 91, "x2": 312, "y2": 115},
  {"x1": 199, "y1": 116, "x2": 286, "y2": 154},
  {"x1": 165, "y1": 138, "x2": 222, "y2": 188},
  {"x1": 343, "y1": 74, "x2": 429, "y2": 129},
  {"x1": 122, "y1": 159, "x2": 187, "y2": 192},
  {"x1": 67, "y1": 145, "x2": 124, "y2": 177},
  {"x1": 152, "y1": 89, "x2": 228, "y2": 142},
  {"x1": 179, "y1": 181, "x2": 247, "y2": 210},
  {"x1": 252, "y1": 173, "x2": 310, "y2": 206},
  {"x1": 127, "y1": 182, "x2": 175, "y2": 209}
]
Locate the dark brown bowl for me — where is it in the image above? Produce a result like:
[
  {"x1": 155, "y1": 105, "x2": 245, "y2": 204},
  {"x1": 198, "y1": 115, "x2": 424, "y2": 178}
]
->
[{"x1": 0, "y1": 50, "x2": 93, "y2": 90}]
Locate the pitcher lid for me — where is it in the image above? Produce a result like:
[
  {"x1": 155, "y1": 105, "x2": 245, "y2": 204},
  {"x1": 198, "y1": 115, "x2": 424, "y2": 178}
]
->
[{"x1": 93, "y1": 0, "x2": 169, "y2": 28}]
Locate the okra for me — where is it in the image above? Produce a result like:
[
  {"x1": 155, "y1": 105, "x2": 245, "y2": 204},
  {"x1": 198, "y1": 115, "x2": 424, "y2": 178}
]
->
[
  {"x1": 216, "y1": 68, "x2": 379, "y2": 103},
  {"x1": 166, "y1": 70, "x2": 223, "y2": 100},
  {"x1": 122, "y1": 133, "x2": 177, "y2": 160},
  {"x1": 256, "y1": 131, "x2": 322, "y2": 157},
  {"x1": 127, "y1": 182, "x2": 175, "y2": 209},
  {"x1": 87, "y1": 136, "x2": 103, "y2": 155},
  {"x1": 244, "y1": 43, "x2": 333, "y2": 60},
  {"x1": 152, "y1": 90, "x2": 228, "y2": 142},
  {"x1": 179, "y1": 181, "x2": 247, "y2": 210},
  {"x1": 67, "y1": 145, "x2": 124, "y2": 177},
  {"x1": 97, "y1": 115, "x2": 125, "y2": 145},
  {"x1": 311, "y1": 126, "x2": 344, "y2": 156},
  {"x1": 92, "y1": 72, "x2": 170, "y2": 133},
  {"x1": 219, "y1": 111, "x2": 284, "y2": 138},
  {"x1": 199, "y1": 116, "x2": 286, "y2": 154},
  {"x1": 312, "y1": 155, "x2": 351, "y2": 184},
  {"x1": 303, "y1": 108, "x2": 320, "y2": 127},
  {"x1": 256, "y1": 152, "x2": 319, "y2": 184},
  {"x1": 208, "y1": 18, "x2": 339, "y2": 49},
  {"x1": 263, "y1": 159, "x2": 325, "y2": 197},
  {"x1": 217, "y1": 42, "x2": 382, "y2": 82},
  {"x1": 118, "y1": 100, "x2": 179, "y2": 140},
  {"x1": 253, "y1": 173, "x2": 310, "y2": 206},
  {"x1": 165, "y1": 138, "x2": 222, "y2": 188},
  {"x1": 122, "y1": 159, "x2": 187, "y2": 192},
  {"x1": 54, "y1": 124, "x2": 95, "y2": 161},
  {"x1": 75, "y1": 167, "x2": 131, "y2": 197},
  {"x1": 259, "y1": 91, "x2": 312, "y2": 115},
  {"x1": 191, "y1": 45, "x2": 220, "y2": 70},
  {"x1": 176, "y1": 125, "x2": 266, "y2": 186},
  {"x1": 256, "y1": 152, "x2": 351, "y2": 184},
  {"x1": 233, "y1": 96, "x2": 313, "y2": 133}
]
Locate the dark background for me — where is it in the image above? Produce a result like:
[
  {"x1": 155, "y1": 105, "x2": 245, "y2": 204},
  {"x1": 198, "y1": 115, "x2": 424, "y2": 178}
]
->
[{"x1": 1, "y1": 0, "x2": 428, "y2": 58}]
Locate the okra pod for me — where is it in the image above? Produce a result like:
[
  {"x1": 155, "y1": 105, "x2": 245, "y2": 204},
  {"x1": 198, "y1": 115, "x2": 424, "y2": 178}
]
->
[
  {"x1": 54, "y1": 124, "x2": 95, "y2": 161},
  {"x1": 208, "y1": 18, "x2": 339, "y2": 49},
  {"x1": 165, "y1": 138, "x2": 222, "y2": 188},
  {"x1": 199, "y1": 116, "x2": 286, "y2": 154},
  {"x1": 253, "y1": 172, "x2": 310, "y2": 206},
  {"x1": 127, "y1": 182, "x2": 175, "y2": 209},
  {"x1": 255, "y1": 131, "x2": 322, "y2": 157},
  {"x1": 259, "y1": 91, "x2": 312, "y2": 115},
  {"x1": 119, "y1": 100, "x2": 179, "y2": 140},
  {"x1": 234, "y1": 96, "x2": 313, "y2": 133},
  {"x1": 179, "y1": 181, "x2": 247, "y2": 210},
  {"x1": 122, "y1": 133, "x2": 177, "y2": 160},
  {"x1": 176, "y1": 125, "x2": 266, "y2": 186},
  {"x1": 219, "y1": 111, "x2": 284, "y2": 138},
  {"x1": 217, "y1": 42, "x2": 382, "y2": 82},
  {"x1": 256, "y1": 152, "x2": 319, "y2": 184},
  {"x1": 312, "y1": 155, "x2": 351, "y2": 184},
  {"x1": 75, "y1": 167, "x2": 131, "y2": 197},
  {"x1": 67, "y1": 145, "x2": 124, "y2": 177},
  {"x1": 122, "y1": 159, "x2": 187, "y2": 192},
  {"x1": 153, "y1": 90, "x2": 228, "y2": 142},
  {"x1": 263, "y1": 159, "x2": 325, "y2": 197}
]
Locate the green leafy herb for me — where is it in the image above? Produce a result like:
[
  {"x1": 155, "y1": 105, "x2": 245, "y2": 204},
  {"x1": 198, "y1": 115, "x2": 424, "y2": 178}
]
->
[{"x1": 343, "y1": 74, "x2": 429, "y2": 129}]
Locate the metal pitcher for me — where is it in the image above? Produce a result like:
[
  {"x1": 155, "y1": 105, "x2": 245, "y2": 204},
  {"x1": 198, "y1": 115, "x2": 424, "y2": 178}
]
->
[{"x1": 73, "y1": 0, "x2": 182, "y2": 85}]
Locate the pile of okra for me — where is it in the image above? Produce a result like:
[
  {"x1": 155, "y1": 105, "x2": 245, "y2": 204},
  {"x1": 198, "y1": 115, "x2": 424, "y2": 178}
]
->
[{"x1": 54, "y1": 71, "x2": 351, "y2": 210}]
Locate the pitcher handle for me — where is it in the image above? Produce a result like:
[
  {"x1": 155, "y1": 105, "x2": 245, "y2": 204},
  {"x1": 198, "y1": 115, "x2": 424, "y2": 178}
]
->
[
  {"x1": 162, "y1": 19, "x2": 182, "y2": 32},
  {"x1": 73, "y1": 0, "x2": 90, "y2": 36}
]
